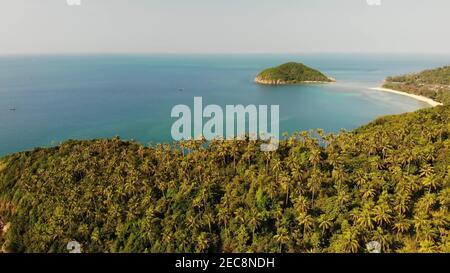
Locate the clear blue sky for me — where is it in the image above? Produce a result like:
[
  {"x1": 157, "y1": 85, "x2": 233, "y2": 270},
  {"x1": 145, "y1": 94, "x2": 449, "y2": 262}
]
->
[{"x1": 1, "y1": 0, "x2": 449, "y2": 54}]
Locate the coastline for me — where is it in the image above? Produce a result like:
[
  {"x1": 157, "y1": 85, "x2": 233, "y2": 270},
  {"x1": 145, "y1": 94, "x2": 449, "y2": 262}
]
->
[{"x1": 369, "y1": 87, "x2": 443, "y2": 107}]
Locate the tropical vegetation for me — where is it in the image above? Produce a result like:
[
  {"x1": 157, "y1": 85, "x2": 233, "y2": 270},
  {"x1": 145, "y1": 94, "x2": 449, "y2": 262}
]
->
[
  {"x1": 0, "y1": 105, "x2": 449, "y2": 253},
  {"x1": 384, "y1": 66, "x2": 450, "y2": 105},
  {"x1": 255, "y1": 62, "x2": 333, "y2": 84}
]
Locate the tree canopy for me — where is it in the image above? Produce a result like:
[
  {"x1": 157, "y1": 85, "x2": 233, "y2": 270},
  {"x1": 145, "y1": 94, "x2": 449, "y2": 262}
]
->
[
  {"x1": 0, "y1": 105, "x2": 449, "y2": 253},
  {"x1": 255, "y1": 62, "x2": 333, "y2": 84}
]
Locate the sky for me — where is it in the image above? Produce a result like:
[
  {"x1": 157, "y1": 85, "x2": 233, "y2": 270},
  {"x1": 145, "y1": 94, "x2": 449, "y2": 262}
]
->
[{"x1": 0, "y1": 0, "x2": 449, "y2": 54}]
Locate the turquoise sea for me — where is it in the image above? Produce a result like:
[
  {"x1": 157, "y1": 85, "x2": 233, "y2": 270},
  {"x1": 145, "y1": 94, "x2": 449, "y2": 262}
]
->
[{"x1": 0, "y1": 53, "x2": 449, "y2": 156}]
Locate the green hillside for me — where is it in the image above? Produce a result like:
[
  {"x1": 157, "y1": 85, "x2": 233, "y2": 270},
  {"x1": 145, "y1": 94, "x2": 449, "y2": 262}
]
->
[
  {"x1": 384, "y1": 66, "x2": 450, "y2": 105},
  {"x1": 255, "y1": 62, "x2": 334, "y2": 84},
  {"x1": 1, "y1": 106, "x2": 449, "y2": 253}
]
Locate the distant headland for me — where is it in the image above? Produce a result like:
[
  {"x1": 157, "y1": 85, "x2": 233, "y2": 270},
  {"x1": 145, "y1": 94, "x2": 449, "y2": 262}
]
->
[
  {"x1": 255, "y1": 62, "x2": 335, "y2": 85},
  {"x1": 377, "y1": 66, "x2": 449, "y2": 106}
]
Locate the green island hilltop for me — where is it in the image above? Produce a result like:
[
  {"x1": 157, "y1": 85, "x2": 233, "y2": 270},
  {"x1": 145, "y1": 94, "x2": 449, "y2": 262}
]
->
[
  {"x1": 383, "y1": 66, "x2": 450, "y2": 105},
  {"x1": 255, "y1": 62, "x2": 335, "y2": 85}
]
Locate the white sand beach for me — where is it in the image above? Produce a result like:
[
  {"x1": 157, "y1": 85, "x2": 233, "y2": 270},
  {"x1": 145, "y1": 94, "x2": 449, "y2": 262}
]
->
[{"x1": 370, "y1": 87, "x2": 443, "y2": 107}]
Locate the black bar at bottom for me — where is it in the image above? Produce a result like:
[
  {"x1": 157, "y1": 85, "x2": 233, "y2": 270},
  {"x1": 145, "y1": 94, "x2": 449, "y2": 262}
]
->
[{"x1": 0, "y1": 253, "x2": 447, "y2": 272}]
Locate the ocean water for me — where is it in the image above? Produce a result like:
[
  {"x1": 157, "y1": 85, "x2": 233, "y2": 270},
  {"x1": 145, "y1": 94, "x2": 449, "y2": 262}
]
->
[{"x1": 0, "y1": 53, "x2": 449, "y2": 156}]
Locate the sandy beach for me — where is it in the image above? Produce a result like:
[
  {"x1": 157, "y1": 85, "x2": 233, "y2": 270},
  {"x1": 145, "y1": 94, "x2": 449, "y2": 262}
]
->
[{"x1": 370, "y1": 87, "x2": 443, "y2": 107}]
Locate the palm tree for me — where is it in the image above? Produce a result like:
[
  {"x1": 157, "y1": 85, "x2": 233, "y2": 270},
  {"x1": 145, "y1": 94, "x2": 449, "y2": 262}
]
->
[
  {"x1": 420, "y1": 164, "x2": 434, "y2": 178},
  {"x1": 373, "y1": 204, "x2": 392, "y2": 226},
  {"x1": 332, "y1": 166, "x2": 346, "y2": 186},
  {"x1": 307, "y1": 170, "x2": 322, "y2": 207},
  {"x1": 394, "y1": 192, "x2": 411, "y2": 215},
  {"x1": 318, "y1": 214, "x2": 333, "y2": 232},
  {"x1": 273, "y1": 227, "x2": 289, "y2": 252},
  {"x1": 196, "y1": 232, "x2": 209, "y2": 253},
  {"x1": 271, "y1": 158, "x2": 282, "y2": 184},
  {"x1": 393, "y1": 215, "x2": 411, "y2": 234},
  {"x1": 203, "y1": 212, "x2": 215, "y2": 233},
  {"x1": 248, "y1": 209, "x2": 263, "y2": 241},
  {"x1": 294, "y1": 195, "x2": 310, "y2": 213},
  {"x1": 296, "y1": 212, "x2": 315, "y2": 238},
  {"x1": 308, "y1": 148, "x2": 322, "y2": 169},
  {"x1": 352, "y1": 205, "x2": 374, "y2": 230},
  {"x1": 217, "y1": 206, "x2": 230, "y2": 232},
  {"x1": 279, "y1": 173, "x2": 292, "y2": 206},
  {"x1": 421, "y1": 175, "x2": 441, "y2": 193},
  {"x1": 336, "y1": 187, "x2": 351, "y2": 210},
  {"x1": 341, "y1": 228, "x2": 360, "y2": 253},
  {"x1": 372, "y1": 227, "x2": 389, "y2": 252}
]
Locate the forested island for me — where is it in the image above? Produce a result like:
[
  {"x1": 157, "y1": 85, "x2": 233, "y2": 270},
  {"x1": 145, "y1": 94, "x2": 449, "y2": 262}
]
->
[
  {"x1": 255, "y1": 62, "x2": 335, "y2": 85},
  {"x1": 1, "y1": 104, "x2": 449, "y2": 253},
  {"x1": 383, "y1": 66, "x2": 450, "y2": 105}
]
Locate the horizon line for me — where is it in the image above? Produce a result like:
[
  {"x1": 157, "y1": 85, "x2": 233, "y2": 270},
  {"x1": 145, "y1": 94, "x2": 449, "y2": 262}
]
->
[{"x1": 1, "y1": 51, "x2": 450, "y2": 57}]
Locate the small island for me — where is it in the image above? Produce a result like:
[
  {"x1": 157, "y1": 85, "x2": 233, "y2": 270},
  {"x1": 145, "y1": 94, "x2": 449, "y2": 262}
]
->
[{"x1": 255, "y1": 62, "x2": 335, "y2": 85}]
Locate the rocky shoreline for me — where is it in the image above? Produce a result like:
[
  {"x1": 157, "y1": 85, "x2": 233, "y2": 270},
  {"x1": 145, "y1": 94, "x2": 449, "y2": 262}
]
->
[{"x1": 254, "y1": 76, "x2": 336, "y2": 85}]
